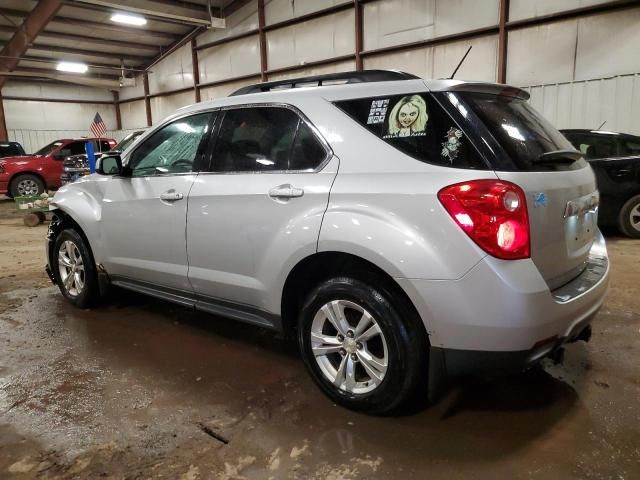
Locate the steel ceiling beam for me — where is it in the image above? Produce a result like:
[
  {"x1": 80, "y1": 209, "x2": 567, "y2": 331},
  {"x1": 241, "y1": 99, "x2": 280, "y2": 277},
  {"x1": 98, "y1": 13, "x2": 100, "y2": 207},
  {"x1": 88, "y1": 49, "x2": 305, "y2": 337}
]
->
[
  {"x1": 29, "y1": 42, "x2": 150, "y2": 62},
  {"x1": 0, "y1": 0, "x2": 64, "y2": 89},
  {"x1": 0, "y1": 7, "x2": 181, "y2": 41},
  {"x1": 67, "y1": 0, "x2": 212, "y2": 26}
]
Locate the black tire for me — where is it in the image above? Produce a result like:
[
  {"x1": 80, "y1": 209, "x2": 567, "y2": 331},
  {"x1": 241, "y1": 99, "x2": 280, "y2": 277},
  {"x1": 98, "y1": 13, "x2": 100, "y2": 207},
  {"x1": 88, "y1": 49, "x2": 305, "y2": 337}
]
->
[
  {"x1": 618, "y1": 194, "x2": 640, "y2": 238},
  {"x1": 298, "y1": 276, "x2": 428, "y2": 415},
  {"x1": 9, "y1": 173, "x2": 45, "y2": 197},
  {"x1": 52, "y1": 228, "x2": 100, "y2": 308}
]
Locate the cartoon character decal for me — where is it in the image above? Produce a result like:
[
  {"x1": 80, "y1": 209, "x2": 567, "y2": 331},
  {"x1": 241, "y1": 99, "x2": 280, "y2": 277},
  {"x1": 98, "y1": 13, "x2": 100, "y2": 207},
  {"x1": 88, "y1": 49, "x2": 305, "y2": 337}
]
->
[
  {"x1": 441, "y1": 127, "x2": 464, "y2": 163},
  {"x1": 384, "y1": 95, "x2": 428, "y2": 138}
]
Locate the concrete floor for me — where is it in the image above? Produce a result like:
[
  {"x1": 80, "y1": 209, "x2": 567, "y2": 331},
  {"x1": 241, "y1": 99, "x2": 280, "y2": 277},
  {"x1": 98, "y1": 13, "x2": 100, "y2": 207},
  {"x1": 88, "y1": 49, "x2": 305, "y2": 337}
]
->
[{"x1": 0, "y1": 197, "x2": 638, "y2": 480}]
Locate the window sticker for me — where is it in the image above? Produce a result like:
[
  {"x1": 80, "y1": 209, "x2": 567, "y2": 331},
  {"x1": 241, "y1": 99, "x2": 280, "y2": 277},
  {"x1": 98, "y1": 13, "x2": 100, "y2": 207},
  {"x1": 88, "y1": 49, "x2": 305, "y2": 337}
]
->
[
  {"x1": 384, "y1": 95, "x2": 428, "y2": 138},
  {"x1": 441, "y1": 127, "x2": 464, "y2": 163},
  {"x1": 367, "y1": 99, "x2": 390, "y2": 124}
]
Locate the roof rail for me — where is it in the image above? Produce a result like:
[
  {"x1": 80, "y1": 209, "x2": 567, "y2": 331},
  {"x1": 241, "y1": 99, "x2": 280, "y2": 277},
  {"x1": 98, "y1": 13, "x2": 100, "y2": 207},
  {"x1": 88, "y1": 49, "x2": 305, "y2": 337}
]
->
[{"x1": 229, "y1": 69, "x2": 421, "y2": 96}]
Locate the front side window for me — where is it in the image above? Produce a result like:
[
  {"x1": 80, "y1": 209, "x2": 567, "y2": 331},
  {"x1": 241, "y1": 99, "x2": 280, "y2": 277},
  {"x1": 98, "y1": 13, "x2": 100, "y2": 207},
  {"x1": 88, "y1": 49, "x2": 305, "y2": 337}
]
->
[
  {"x1": 211, "y1": 107, "x2": 326, "y2": 173},
  {"x1": 128, "y1": 113, "x2": 210, "y2": 177},
  {"x1": 35, "y1": 141, "x2": 63, "y2": 156},
  {"x1": 334, "y1": 93, "x2": 486, "y2": 169}
]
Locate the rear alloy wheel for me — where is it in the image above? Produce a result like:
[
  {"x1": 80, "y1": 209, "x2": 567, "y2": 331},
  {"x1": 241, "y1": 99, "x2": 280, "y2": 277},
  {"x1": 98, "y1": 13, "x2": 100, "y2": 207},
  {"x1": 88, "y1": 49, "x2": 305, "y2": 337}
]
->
[
  {"x1": 299, "y1": 276, "x2": 428, "y2": 414},
  {"x1": 10, "y1": 173, "x2": 45, "y2": 197},
  {"x1": 53, "y1": 229, "x2": 99, "y2": 308},
  {"x1": 619, "y1": 194, "x2": 640, "y2": 238}
]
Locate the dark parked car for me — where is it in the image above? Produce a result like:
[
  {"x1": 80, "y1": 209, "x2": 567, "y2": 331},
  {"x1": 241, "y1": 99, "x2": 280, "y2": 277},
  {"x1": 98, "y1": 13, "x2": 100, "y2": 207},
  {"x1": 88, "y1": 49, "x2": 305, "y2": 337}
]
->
[
  {"x1": 562, "y1": 129, "x2": 640, "y2": 237},
  {"x1": 61, "y1": 130, "x2": 145, "y2": 185},
  {"x1": 0, "y1": 142, "x2": 26, "y2": 158}
]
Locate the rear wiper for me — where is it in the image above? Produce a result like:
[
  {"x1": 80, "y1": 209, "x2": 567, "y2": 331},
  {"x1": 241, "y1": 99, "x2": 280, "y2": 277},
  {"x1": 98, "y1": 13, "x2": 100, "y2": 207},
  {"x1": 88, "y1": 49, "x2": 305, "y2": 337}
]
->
[{"x1": 534, "y1": 149, "x2": 583, "y2": 164}]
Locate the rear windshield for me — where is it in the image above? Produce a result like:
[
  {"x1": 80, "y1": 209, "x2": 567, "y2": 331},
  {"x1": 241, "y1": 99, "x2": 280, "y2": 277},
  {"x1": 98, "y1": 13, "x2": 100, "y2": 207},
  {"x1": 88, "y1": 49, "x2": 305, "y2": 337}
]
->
[
  {"x1": 334, "y1": 93, "x2": 488, "y2": 170},
  {"x1": 459, "y1": 92, "x2": 585, "y2": 171},
  {"x1": 0, "y1": 143, "x2": 24, "y2": 157}
]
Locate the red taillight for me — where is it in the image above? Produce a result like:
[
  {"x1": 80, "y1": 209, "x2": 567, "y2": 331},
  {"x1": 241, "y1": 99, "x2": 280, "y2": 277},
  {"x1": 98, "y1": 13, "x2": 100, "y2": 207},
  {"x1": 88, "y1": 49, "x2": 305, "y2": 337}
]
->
[{"x1": 438, "y1": 179, "x2": 530, "y2": 260}]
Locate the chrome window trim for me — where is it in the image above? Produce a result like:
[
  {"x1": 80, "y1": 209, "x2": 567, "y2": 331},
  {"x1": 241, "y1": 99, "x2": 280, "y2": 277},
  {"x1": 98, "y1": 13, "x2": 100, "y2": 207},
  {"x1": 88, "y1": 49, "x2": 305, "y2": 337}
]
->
[{"x1": 200, "y1": 102, "x2": 334, "y2": 176}]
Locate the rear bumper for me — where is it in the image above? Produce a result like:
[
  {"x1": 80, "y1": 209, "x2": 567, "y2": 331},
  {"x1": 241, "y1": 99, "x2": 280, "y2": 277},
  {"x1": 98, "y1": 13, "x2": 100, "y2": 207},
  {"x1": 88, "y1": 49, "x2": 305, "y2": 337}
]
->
[{"x1": 398, "y1": 232, "x2": 609, "y2": 367}]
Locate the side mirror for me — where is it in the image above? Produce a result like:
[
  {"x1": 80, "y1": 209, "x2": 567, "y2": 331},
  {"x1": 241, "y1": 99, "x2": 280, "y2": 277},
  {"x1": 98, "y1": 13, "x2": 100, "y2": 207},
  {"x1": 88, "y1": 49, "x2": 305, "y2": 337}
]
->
[{"x1": 96, "y1": 154, "x2": 123, "y2": 176}]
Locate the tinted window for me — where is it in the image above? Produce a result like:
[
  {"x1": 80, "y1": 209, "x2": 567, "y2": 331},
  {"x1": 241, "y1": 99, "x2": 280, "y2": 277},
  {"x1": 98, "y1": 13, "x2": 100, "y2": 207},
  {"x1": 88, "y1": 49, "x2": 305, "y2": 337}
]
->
[
  {"x1": 564, "y1": 133, "x2": 617, "y2": 159},
  {"x1": 619, "y1": 137, "x2": 640, "y2": 157},
  {"x1": 0, "y1": 143, "x2": 24, "y2": 157},
  {"x1": 460, "y1": 93, "x2": 584, "y2": 171},
  {"x1": 35, "y1": 141, "x2": 63, "y2": 156},
  {"x1": 334, "y1": 93, "x2": 486, "y2": 169},
  {"x1": 212, "y1": 107, "x2": 324, "y2": 172},
  {"x1": 65, "y1": 141, "x2": 89, "y2": 156},
  {"x1": 128, "y1": 113, "x2": 210, "y2": 177}
]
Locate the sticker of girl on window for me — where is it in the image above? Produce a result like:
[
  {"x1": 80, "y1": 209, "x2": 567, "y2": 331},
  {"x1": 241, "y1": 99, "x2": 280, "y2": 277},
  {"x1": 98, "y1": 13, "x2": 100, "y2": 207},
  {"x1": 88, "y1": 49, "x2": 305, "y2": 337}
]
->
[{"x1": 384, "y1": 95, "x2": 428, "y2": 138}]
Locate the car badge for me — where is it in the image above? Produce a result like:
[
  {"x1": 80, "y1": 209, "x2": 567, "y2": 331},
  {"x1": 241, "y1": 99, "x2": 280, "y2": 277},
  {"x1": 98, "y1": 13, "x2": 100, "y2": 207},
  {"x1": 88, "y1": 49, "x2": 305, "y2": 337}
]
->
[{"x1": 533, "y1": 192, "x2": 547, "y2": 208}]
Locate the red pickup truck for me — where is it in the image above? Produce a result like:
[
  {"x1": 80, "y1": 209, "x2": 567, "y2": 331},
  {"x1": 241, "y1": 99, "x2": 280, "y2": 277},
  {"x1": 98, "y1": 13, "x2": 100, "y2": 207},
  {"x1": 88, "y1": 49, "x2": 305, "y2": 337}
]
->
[{"x1": 0, "y1": 137, "x2": 116, "y2": 197}]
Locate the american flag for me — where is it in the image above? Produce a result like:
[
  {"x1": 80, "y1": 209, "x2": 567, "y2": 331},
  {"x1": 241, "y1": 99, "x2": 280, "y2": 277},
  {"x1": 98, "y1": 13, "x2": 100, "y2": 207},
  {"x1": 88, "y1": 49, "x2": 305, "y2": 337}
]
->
[{"x1": 89, "y1": 112, "x2": 107, "y2": 137}]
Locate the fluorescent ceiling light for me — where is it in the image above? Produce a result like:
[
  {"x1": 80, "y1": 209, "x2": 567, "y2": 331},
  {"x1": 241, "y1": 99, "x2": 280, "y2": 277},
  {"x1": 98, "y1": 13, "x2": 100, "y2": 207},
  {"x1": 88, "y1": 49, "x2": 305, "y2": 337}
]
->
[
  {"x1": 56, "y1": 61, "x2": 88, "y2": 73},
  {"x1": 111, "y1": 13, "x2": 147, "y2": 26}
]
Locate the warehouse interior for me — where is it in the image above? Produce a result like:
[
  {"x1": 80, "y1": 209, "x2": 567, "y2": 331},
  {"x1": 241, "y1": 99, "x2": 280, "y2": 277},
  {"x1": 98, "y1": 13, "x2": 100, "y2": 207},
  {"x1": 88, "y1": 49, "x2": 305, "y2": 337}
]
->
[{"x1": 0, "y1": 0, "x2": 639, "y2": 479}]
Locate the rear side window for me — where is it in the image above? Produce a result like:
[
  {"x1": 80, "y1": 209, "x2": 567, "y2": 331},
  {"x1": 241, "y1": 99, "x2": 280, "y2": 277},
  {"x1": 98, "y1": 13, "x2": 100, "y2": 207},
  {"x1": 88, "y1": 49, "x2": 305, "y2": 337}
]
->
[
  {"x1": 459, "y1": 92, "x2": 585, "y2": 171},
  {"x1": 334, "y1": 93, "x2": 487, "y2": 169},
  {"x1": 212, "y1": 107, "x2": 326, "y2": 173},
  {"x1": 563, "y1": 133, "x2": 616, "y2": 159}
]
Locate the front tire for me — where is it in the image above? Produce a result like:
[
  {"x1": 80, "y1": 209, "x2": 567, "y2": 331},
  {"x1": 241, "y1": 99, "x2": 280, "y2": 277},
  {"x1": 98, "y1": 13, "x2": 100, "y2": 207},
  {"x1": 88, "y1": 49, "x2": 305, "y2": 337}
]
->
[
  {"x1": 298, "y1": 276, "x2": 428, "y2": 414},
  {"x1": 618, "y1": 194, "x2": 640, "y2": 238},
  {"x1": 10, "y1": 173, "x2": 45, "y2": 197},
  {"x1": 52, "y1": 229, "x2": 99, "y2": 308}
]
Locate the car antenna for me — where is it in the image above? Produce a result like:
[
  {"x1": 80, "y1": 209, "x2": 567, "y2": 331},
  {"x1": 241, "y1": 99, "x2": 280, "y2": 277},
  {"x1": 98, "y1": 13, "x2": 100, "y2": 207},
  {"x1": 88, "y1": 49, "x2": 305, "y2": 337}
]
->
[
  {"x1": 596, "y1": 120, "x2": 607, "y2": 130},
  {"x1": 449, "y1": 46, "x2": 472, "y2": 80}
]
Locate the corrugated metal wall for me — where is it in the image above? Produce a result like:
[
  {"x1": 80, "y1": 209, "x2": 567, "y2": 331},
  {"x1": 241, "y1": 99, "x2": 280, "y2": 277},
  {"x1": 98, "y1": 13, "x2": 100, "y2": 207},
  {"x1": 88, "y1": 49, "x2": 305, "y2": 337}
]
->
[{"x1": 5, "y1": 1, "x2": 640, "y2": 141}]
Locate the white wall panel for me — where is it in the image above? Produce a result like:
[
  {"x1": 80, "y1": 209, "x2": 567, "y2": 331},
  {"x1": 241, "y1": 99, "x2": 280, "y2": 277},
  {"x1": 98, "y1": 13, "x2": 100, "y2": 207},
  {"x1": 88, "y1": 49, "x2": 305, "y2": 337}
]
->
[
  {"x1": 364, "y1": 48, "x2": 434, "y2": 79},
  {"x1": 434, "y1": 0, "x2": 499, "y2": 36},
  {"x1": 3, "y1": 81, "x2": 113, "y2": 102},
  {"x1": 4, "y1": 99, "x2": 116, "y2": 132},
  {"x1": 118, "y1": 78, "x2": 145, "y2": 101},
  {"x1": 200, "y1": 77, "x2": 261, "y2": 101},
  {"x1": 198, "y1": 35, "x2": 261, "y2": 84},
  {"x1": 120, "y1": 99, "x2": 147, "y2": 130},
  {"x1": 265, "y1": 0, "x2": 351, "y2": 25},
  {"x1": 575, "y1": 9, "x2": 640, "y2": 80},
  {"x1": 266, "y1": 10, "x2": 355, "y2": 70},
  {"x1": 523, "y1": 74, "x2": 640, "y2": 136},
  {"x1": 510, "y1": 0, "x2": 611, "y2": 21},
  {"x1": 268, "y1": 60, "x2": 356, "y2": 81},
  {"x1": 197, "y1": 1, "x2": 258, "y2": 45},
  {"x1": 148, "y1": 44, "x2": 194, "y2": 95},
  {"x1": 363, "y1": 0, "x2": 498, "y2": 51},
  {"x1": 364, "y1": 35, "x2": 497, "y2": 82},
  {"x1": 506, "y1": 19, "x2": 578, "y2": 86},
  {"x1": 364, "y1": 0, "x2": 435, "y2": 50},
  {"x1": 150, "y1": 90, "x2": 196, "y2": 125}
]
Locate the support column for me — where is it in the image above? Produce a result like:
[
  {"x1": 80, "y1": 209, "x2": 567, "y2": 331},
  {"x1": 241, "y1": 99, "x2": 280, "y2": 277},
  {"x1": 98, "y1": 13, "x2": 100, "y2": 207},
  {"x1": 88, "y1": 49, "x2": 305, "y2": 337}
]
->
[
  {"x1": 0, "y1": 92, "x2": 7, "y2": 141},
  {"x1": 191, "y1": 38, "x2": 201, "y2": 102},
  {"x1": 143, "y1": 73, "x2": 152, "y2": 127},
  {"x1": 497, "y1": 0, "x2": 510, "y2": 84},
  {"x1": 354, "y1": 0, "x2": 363, "y2": 71},
  {"x1": 258, "y1": 0, "x2": 268, "y2": 82},
  {"x1": 113, "y1": 91, "x2": 122, "y2": 131}
]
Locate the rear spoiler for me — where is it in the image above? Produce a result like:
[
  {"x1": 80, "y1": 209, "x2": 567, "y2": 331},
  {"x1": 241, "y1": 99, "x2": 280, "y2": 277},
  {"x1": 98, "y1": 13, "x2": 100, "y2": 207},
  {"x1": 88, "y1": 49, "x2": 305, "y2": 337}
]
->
[{"x1": 436, "y1": 82, "x2": 530, "y2": 100}]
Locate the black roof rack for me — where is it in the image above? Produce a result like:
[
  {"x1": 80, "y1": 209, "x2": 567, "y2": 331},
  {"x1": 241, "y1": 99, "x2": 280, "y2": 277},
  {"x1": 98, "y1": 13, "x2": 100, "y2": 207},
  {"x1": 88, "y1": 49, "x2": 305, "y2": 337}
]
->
[{"x1": 229, "y1": 69, "x2": 421, "y2": 96}]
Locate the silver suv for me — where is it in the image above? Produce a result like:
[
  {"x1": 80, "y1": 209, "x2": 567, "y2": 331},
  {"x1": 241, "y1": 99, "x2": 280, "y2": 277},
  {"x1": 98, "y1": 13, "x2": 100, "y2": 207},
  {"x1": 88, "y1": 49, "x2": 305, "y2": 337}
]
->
[{"x1": 46, "y1": 71, "x2": 609, "y2": 414}]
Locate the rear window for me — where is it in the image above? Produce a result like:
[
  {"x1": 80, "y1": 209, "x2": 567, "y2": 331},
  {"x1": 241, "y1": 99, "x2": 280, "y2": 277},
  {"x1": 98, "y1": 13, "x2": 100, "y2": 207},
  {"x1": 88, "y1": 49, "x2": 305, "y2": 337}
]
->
[
  {"x1": 459, "y1": 92, "x2": 585, "y2": 171},
  {"x1": 334, "y1": 93, "x2": 487, "y2": 170},
  {"x1": 0, "y1": 143, "x2": 24, "y2": 157}
]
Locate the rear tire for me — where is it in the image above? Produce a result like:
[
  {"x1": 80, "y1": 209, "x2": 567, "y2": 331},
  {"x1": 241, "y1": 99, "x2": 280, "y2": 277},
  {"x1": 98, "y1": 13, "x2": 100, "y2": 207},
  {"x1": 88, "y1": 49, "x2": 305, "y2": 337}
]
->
[
  {"x1": 298, "y1": 276, "x2": 428, "y2": 415},
  {"x1": 10, "y1": 173, "x2": 45, "y2": 197},
  {"x1": 52, "y1": 229, "x2": 100, "y2": 308},
  {"x1": 618, "y1": 194, "x2": 640, "y2": 238}
]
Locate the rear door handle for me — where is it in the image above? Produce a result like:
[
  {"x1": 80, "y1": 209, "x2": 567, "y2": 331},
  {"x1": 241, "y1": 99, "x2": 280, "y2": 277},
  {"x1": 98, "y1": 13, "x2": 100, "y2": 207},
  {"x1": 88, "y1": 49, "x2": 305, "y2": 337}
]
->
[
  {"x1": 612, "y1": 169, "x2": 632, "y2": 177},
  {"x1": 160, "y1": 190, "x2": 184, "y2": 202},
  {"x1": 268, "y1": 184, "x2": 304, "y2": 199}
]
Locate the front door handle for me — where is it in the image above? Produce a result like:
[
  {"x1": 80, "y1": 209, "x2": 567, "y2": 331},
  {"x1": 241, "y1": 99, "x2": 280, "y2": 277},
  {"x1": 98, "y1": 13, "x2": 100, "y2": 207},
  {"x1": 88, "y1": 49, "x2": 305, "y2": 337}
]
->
[
  {"x1": 268, "y1": 184, "x2": 304, "y2": 200},
  {"x1": 160, "y1": 190, "x2": 184, "y2": 202}
]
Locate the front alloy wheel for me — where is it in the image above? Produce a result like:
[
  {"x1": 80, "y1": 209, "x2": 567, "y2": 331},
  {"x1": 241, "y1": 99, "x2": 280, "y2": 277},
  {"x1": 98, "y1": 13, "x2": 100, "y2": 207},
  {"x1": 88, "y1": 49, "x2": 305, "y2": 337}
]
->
[
  {"x1": 58, "y1": 240, "x2": 85, "y2": 297},
  {"x1": 311, "y1": 300, "x2": 388, "y2": 395}
]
